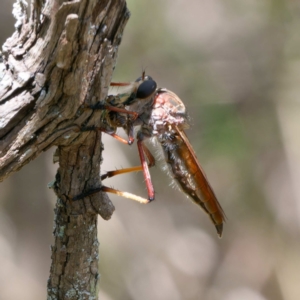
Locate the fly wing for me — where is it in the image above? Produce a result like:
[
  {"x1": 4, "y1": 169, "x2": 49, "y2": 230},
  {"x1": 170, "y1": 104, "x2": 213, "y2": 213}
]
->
[{"x1": 162, "y1": 125, "x2": 225, "y2": 237}]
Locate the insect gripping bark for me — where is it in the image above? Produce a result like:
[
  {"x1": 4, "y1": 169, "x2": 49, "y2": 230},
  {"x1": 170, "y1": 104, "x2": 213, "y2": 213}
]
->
[{"x1": 80, "y1": 73, "x2": 225, "y2": 237}]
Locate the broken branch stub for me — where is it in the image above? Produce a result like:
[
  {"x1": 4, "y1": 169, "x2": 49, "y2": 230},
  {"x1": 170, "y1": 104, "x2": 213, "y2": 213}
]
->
[
  {"x1": 1, "y1": 0, "x2": 129, "y2": 178},
  {"x1": 0, "y1": 0, "x2": 130, "y2": 215}
]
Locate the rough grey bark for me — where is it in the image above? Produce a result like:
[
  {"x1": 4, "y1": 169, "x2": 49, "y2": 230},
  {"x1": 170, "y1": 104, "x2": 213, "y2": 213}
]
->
[{"x1": 0, "y1": 0, "x2": 129, "y2": 299}]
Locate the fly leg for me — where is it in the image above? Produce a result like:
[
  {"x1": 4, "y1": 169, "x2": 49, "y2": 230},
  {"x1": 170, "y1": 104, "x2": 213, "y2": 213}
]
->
[
  {"x1": 72, "y1": 162, "x2": 156, "y2": 204},
  {"x1": 137, "y1": 141, "x2": 156, "y2": 201},
  {"x1": 100, "y1": 151, "x2": 155, "y2": 182},
  {"x1": 72, "y1": 186, "x2": 151, "y2": 204},
  {"x1": 135, "y1": 129, "x2": 156, "y2": 201},
  {"x1": 100, "y1": 127, "x2": 157, "y2": 202},
  {"x1": 72, "y1": 148, "x2": 156, "y2": 204}
]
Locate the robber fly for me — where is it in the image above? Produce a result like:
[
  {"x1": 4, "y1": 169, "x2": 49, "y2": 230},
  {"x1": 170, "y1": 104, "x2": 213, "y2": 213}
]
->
[{"x1": 80, "y1": 73, "x2": 225, "y2": 237}]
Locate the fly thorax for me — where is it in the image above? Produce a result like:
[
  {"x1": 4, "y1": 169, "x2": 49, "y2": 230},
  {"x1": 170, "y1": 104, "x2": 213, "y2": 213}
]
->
[{"x1": 150, "y1": 97, "x2": 188, "y2": 133}]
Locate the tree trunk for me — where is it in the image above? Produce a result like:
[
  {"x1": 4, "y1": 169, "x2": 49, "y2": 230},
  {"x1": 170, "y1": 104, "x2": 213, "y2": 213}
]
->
[{"x1": 0, "y1": 0, "x2": 129, "y2": 298}]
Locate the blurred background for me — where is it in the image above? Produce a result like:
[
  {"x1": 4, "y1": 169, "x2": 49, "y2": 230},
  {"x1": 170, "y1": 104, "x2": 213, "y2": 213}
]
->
[{"x1": 1, "y1": 0, "x2": 300, "y2": 299}]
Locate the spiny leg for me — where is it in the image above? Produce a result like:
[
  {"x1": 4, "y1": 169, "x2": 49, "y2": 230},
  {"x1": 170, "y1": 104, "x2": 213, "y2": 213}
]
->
[
  {"x1": 72, "y1": 186, "x2": 151, "y2": 204},
  {"x1": 100, "y1": 147, "x2": 155, "y2": 181},
  {"x1": 137, "y1": 140, "x2": 156, "y2": 200},
  {"x1": 101, "y1": 166, "x2": 143, "y2": 180},
  {"x1": 73, "y1": 160, "x2": 156, "y2": 204},
  {"x1": 101, "y1": 186, "x2": 150, "y2": 204}
]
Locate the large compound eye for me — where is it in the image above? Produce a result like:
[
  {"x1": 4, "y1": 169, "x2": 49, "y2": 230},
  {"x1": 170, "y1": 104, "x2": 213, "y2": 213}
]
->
[
  {"x1": 136, "y1": 79, "x2": 157, "y2": 99},
  {"x1": 135, "y1": 75, "x2": 153, "y2": 82}
]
